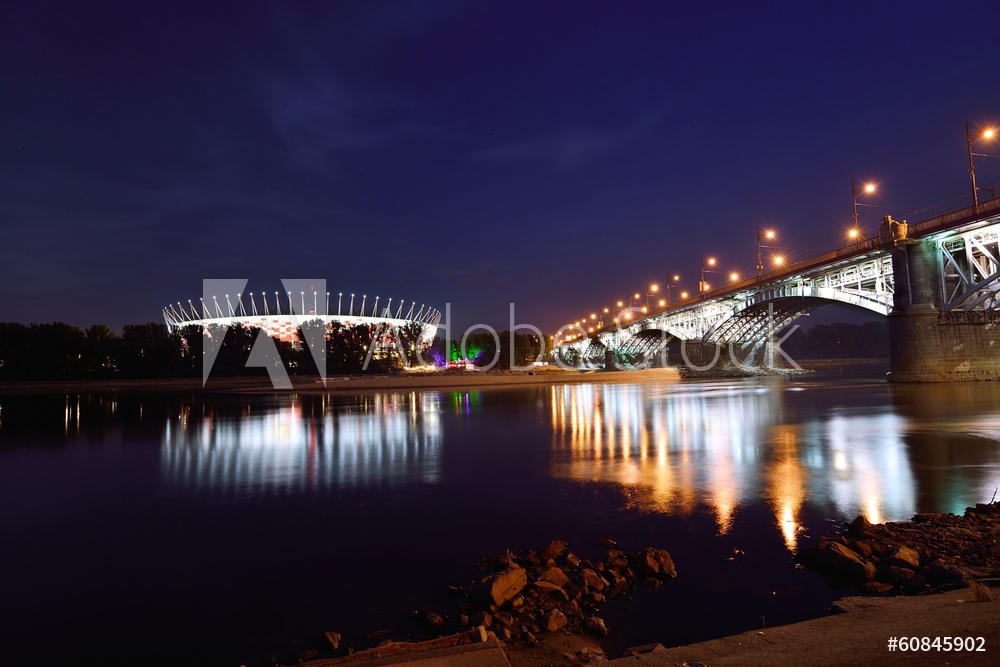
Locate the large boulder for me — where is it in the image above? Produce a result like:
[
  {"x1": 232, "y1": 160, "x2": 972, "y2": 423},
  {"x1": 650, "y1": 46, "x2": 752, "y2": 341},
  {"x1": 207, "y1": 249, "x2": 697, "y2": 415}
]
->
[
  {"x1": 816, "y1": 540, "x2": 876, "y2": 583},
  {"x1": 478, "y1": 567, "x2": 527, "y2": 606},
  {"x1": 635, "y1": 547, "x2": 677, "y2": 579}
]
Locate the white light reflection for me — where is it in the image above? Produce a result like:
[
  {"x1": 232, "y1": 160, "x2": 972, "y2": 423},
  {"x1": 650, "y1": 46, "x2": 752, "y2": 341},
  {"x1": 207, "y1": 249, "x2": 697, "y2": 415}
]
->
[
  {"x1": 160, "y1": 393, "x2": 442, "y2": 499},
  {"x1": 549, "y1": 382, "x2": 918, "y2": 551}
]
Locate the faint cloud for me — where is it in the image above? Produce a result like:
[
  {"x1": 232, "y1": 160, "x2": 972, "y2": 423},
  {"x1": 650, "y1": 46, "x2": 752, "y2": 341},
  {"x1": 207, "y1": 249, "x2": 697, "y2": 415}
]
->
[
  {"x1": 472, "y1": 109, "x2": 666, "y2": 169},
  {"x1": 264, "y1": 77, "x2": 444, "y2": 169}
]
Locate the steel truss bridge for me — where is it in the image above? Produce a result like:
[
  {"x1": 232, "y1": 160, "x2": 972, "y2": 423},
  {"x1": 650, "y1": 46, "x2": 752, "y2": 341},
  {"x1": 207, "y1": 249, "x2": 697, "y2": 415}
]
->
[{"x1": 556, "y1": 197, "x2": 1000, "y2": 368}]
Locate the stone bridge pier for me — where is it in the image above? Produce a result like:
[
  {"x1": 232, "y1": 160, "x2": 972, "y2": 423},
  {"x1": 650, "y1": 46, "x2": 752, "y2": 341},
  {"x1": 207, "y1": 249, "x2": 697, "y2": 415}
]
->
[{"x1": 888, "y1": 223, "x2": 1000, "y2": 382}]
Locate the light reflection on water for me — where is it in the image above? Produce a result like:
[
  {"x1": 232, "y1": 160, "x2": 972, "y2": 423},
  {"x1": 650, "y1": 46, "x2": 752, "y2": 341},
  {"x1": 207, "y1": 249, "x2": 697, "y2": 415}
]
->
[
  {"x1": 148, "y1": 377, "x2": 1000, "y2": 550},
  {"x1": 550, "y1": 381, "x2": 924, "y2": 552},
  {"x1": 160, "y1": 392, "x2": 443, "y2": 498}
]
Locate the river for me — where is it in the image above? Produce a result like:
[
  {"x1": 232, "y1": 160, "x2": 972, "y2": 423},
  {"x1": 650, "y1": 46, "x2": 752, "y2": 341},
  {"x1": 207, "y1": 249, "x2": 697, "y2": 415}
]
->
[{"x1": 2, "y1": 363, "x2": 999, "y2": 665}]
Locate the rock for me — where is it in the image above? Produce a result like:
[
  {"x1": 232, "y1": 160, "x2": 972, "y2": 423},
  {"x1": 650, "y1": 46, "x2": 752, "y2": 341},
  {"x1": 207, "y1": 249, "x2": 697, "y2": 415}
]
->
[
  {"x1": 585, "y1": 615, "x2": 609, "y2": 636},
  {"x1": 494, "y1": 612, "x2": 514, "y2": 626},
  {"x1": 561, "y1": 599, "x2": 583, "y2": 619},
  {"x1": 469, "y1": 612, "x2": 492, "y2": 628},
  {"x1": 533, "y1": 580, "x2": 569, "y2": 600},
  {"x1": 579, "y1": 568, "x2": 606, "y2": 591},
  {"x1": 597, "y1": 538, "x2": 617, "y2": 546},
  {"x1": 635, "y1": 547, "x2": 677, "y2": 579},
  {"x1": 605, "y1": 550, "x2": 629, "y2": 569},
  {"x1": 863, "y1": 581, "x2": 895, "y2": 594},
  {"x1": 642, "y1": 576, "x2": 662, "y2": 589},
  {"x1": 323, "y1": 631, "x2": 342, "y2": 650},
  {"x1": 565, "y1": 552, "x2": 582, "y2": 569},
  {"x1": 848, "y1": 514, "x2": 873, "y2": 536},
  {"x1": 540, "y1": 539, "x2": 568, "y2": 561},
  {"x1": 623, "y1": 643, "x2": 666, "y2": 657},
  {"x1": 541, "y1": 566, "x2": 571, "y2": 588},
  {"x1": 889, "y1": 545, "x2": 921, "y2": 569},
  {"x1": 413, "y1": 609, "x2": 447, "y2": 630},
  {"x1": 848, "y1": 540, "x2": 873, "y2": 558},
  {"x1": 545, "y1": 609, "x2": 568, "y2": 632},
  {"x1": 816, "y1": 541, "x2": 876, "y2": 582},
  {"x1": 297, "y1": 649, "x2": 318, "y2": 662},
  {"x1": 479, "y1": 567, "x2": 527, "y2": 606}
]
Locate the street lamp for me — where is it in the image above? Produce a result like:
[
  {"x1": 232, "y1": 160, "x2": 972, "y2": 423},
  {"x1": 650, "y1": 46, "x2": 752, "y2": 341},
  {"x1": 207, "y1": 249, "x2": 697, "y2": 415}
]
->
[
  {"x1": 646, "y1": 283, "x2": 658, "y2": 309},
  {"x1": 851, "y1": 179, "x2": 876, "y2": 249},
  {"x1": 756, "y1": 227, "x2": 778, "y2": 276},
  {"x1": 700, "y1": 256, "x2": 716, "y2": 293},
  {"x1": 663, "y1": 274, "x2": 681, "y2": 306},
  {"x1": 967, "y1": 121, "x2": 997, "y2": 213}
]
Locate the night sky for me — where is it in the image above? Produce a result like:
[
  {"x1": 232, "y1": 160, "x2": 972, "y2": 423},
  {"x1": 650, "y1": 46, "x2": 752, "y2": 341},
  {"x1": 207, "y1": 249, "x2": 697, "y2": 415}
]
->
[{"x1": 3, "y1": 2, "x2": 1000, "y2": 336}]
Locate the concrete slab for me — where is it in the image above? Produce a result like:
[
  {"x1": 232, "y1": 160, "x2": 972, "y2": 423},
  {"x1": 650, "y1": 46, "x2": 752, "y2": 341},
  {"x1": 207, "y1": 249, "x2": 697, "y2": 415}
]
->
[
  {"x1": 608, "y1": 589, "x2": 999, "y2": 666},
  {"x1": 304, "y1": 638, "x2": 512, "y2": 667}
]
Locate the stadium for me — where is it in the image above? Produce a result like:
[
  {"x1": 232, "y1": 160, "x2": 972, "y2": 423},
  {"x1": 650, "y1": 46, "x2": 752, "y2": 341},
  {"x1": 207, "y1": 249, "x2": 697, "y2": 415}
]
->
[{"x1": 162, "y1": 289, "x2": 441, "y2": 345}]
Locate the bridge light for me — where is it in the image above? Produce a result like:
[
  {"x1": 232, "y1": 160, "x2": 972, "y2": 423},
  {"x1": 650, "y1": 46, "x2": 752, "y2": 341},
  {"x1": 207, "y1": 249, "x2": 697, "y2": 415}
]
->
[
  {"x1": 729, "y1": 272, "x2": 740, "y2": 282},
  {"x1": 848, "y1": 229, "x2": 859, "y2": 239},
  {"x1": 659, "y1": 299, "x2": 666, "y2": 307},
  {"x1": 649, "y1": 283, "x2": 659, "y2": 292},
  {"x1": 603, "y1": 307, "x2": 609, "y2": 313},
  {"x1": 863, "y1": 183, "x2": 876, "y2": 194},
  {"x1": 641, "y1": 306, "x2": 648, "y2": 313},
  {"x1": 588, "y1": 327, "x2": 594, "y2": 333},
  {"x1": 590, "y1": 313, "x2": 597, "y2": 319},
  {"x1": 774, "y1": 255, "x2": 785, "y2": 266},
  {"x1": 968, "y1": 122, "x2": 998, "y2": 213},
  {"x1": 617, "y1": 300, "x2": 623, "y2": 307}
]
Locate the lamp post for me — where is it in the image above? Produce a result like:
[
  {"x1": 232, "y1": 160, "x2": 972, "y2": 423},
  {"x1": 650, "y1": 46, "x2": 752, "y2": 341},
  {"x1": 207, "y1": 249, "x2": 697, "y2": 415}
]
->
[
  {"x1": 661, "y1": 274, "x2": 681, "y2": 306},
  {"x1": 967, "y1": 121, "x2": 997, "y2": 214},
  {"x1": 756, "y1": 227, "x2": 777, "y2": 276},
  {"x1": 700, "y1": 256, "x2": 716, "y2": 293},
  {"x1": 851, "y1": 179, "x2": 876, "y2": 249}
]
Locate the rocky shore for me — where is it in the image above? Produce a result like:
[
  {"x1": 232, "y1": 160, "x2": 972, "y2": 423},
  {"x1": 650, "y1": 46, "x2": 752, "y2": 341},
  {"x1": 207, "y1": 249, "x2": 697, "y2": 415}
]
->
[
  {"x1": 290, "y1": 539, "x2": 677, "y2": 666},
  {"x1": 796, "y1": 502, "x2": 1000, "y2": 597}
]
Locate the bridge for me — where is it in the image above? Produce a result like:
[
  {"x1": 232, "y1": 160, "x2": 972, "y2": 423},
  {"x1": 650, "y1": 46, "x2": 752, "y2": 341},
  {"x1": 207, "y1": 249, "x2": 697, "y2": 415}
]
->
[{"x1": 554, "y1": 197, "x2": 1000, "y2": 382}]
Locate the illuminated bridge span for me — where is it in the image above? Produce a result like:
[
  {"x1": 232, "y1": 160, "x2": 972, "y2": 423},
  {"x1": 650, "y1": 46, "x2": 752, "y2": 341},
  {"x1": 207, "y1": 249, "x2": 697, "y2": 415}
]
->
[{"x1": 556, "y1": 197, "x2": 1000, "y2": 382}]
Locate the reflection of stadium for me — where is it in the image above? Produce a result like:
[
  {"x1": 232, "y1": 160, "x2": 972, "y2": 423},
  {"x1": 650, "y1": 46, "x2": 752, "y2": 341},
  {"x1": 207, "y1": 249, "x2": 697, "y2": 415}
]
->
[
  {"x1": 160, "y1": 394, "x2": 443, "y2": 497},
  {"x1": 162, "y1": 290, "x2": 441, "y2": 343}
]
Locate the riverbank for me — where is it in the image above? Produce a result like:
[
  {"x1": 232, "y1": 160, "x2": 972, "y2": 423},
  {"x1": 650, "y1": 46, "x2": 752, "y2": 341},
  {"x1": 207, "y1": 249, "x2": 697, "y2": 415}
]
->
[
  {"x1": 296, "y1": 504, "x2": 1000, "y2": 667},
  {"x1": 0, "y1": 367, "x2": 681, "y2": 396}
]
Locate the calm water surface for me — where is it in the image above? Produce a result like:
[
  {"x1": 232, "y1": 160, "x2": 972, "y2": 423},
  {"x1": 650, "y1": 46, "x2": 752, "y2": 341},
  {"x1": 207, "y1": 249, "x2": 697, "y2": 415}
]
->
[{"x1": 2, "y1": 367, "x2": 1000, "y2": 665}]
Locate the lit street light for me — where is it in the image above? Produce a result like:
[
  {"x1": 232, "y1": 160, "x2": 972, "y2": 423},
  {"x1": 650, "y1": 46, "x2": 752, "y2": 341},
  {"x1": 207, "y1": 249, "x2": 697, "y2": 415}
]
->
[
  {"x1": 663, "y1": 274, "x2": 681, "y2": 306},
  {"x1": 851, "y1": 179, "x2": 876, "y2": 249},
  {"x1": 700, "y1": 256, "x2": 716, "y2": 293},
  {"x1": 646, "y1": 283, "x2": 658, "y2": 309},
  {"x1": 756, "y1": 227, "x2": 777, "y2": 276},
  {"x1": 967, "y1": 121, "x2": 997, "y2": 213}
]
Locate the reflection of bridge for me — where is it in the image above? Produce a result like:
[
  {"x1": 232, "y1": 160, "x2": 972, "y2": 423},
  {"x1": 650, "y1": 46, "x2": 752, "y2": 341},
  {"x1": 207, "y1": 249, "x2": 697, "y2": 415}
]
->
[{"x1": 556, "y1": 198, "x2": 1000, "y2": 382}]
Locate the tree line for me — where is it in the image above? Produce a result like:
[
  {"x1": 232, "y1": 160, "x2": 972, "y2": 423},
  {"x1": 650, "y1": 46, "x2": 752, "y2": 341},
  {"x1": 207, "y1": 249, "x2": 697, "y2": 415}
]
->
[{"x1": 0, "y1": 321, "x2": 546, "y2": 381}]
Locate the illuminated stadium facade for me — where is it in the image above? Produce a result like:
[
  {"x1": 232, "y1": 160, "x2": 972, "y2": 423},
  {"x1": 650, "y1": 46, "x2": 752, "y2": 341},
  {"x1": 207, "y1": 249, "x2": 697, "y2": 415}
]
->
[{"x1": 162, "y1": 290, "x2": 441, "y2": 344}]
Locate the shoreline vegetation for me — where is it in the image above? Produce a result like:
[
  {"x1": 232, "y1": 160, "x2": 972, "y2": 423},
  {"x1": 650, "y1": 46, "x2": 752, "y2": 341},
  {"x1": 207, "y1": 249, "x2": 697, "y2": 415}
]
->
[{"x1": 0, "y1": 359, "x2": 892, "y2": 396}]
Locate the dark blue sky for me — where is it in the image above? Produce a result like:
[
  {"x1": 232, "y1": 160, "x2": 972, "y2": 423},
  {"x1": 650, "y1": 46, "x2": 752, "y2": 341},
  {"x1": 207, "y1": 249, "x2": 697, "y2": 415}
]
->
[{"x1": 3, "y1": 1, "x2": 999, "y2": 336}]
